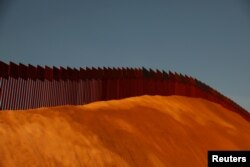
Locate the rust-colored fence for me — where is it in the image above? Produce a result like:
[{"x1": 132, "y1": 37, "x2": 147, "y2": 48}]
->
[{"x1": 0, "y1": 61, "x2": 249, "y2": 120}]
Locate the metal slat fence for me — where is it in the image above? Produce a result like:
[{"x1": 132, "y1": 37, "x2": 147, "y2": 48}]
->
[{"x1": 0, "y1": 61, "x2": 249, "y2": 121}]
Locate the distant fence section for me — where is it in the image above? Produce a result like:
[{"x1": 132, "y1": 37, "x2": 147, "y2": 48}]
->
[{"x1": 0, "y1": 61, "x2": 249, "y2": 120}]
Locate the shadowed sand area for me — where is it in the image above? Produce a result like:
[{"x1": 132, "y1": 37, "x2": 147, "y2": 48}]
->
[{"x1": 0, "y1": 95, "x2": 249, "y2": 167}]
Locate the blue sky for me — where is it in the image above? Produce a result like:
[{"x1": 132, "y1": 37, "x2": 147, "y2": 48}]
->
[{"x1": 0, "y1": 0, "x2": 249, "y2": 111}]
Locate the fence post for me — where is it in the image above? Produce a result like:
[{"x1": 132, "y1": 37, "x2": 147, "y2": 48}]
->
[
  {"x1": 79, "y1": 67, "x2": 85, "y2": 104},
  {"x1": 36, "y1": 66, "x2": 45, "y2": 108},
  {"x1": 59, "y1": 67, "x2": 66, "y2": 105},
  {"x1": 53, "y1": 66, "x2": 60, "y2": 106},
  {"x1": 8, "y1": 62, "x2": 19, "y2": 110},
  {"x1": 45, "y1": 66, "x2": 53, "y2": 107},
  {"x1": 27, "y1": 64, "x2": 37, "y2": 109},
  {"x1": 0, "y1": 61, "x2": 9, "y2": 110},
  {"x1": 97, "y1": 67, "x2": 102, "y2": 101},
  {"x1": 18, "y1": 63, "x2": 28, "y2": 109}
]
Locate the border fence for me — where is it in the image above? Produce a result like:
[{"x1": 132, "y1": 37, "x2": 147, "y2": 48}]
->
[{"x1": 0, "y1": 61, "x2": 249, "y2": 121}]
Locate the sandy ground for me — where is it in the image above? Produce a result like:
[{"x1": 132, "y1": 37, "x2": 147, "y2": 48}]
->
[{"x1": 0, "y1": 95, "x2": 249, "y2": 167}]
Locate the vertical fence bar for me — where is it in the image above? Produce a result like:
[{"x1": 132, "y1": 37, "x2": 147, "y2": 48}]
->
[
  {"x1": 98, "y1": 67, "x2": 103, "y2": 101},
  {"x1": 66, "y1": 67, "x2": 72, "y2": 105},
  {"x1": 84, "y1": 69, "x2": 89, "y2": 104},
  {"x1": 59, "y1": 79, "x2": 63, "y2": 106},
  {"x1": 79, "y1": 67, "x2": 86, "y2": 104},
  {"x1": 9, "y1": 62, "x2": 19, "y2": 110},
  {"x1": 29, "y1": 65, "x2": 37, "y2": 109},
  {"x1": 74, "y1": 68, "x2": 79, "y2": 105},
  {"x1": 45, "y1": 66, "x2": 53, "y2": 107},
  {"x1": 58, "y1": 80, "x2": 62, "y2": 106},
  {"x1": 6, "y1": 78, "x2": 13, "y2": 110},
  {"x1": 3, "y1": 78, "x2": 10, "y2": 110},
  {"x1": 0, "y1": 61, "x2": 9, "y2": 110},
  {"x1": 0, "y1": 74, "x2": 1, "y2": 110},
  {"x1": 53, "y1": 66, "x2": 59, "y2": 106},
  {"x1": 60, "y1": 67, "x2": 65, "y2": 105},
  {"x1": 89, "y1": 67, "x2": 94, "y2": 103},
  {"x1": 1, "y1": 79, "x2": 8, "y2": 110},
  {"x1": 78, "y1": 68, "x2": 83, "y2": 104},
  {"x1": 37, "y1": 66, "x2": 45, "y2": 108},
  {"x1": 18, "y1": 64, "x2": 28, "y2": 109},
  {"x1": 114, "y1": 68, "x2": 119, "y2": 99},
  {"x1": 116, "y1": 68, "x2": 121, "y2": 99},
  {"x1": 14, "y1": 78, "x2": 21, "y2": 110}
]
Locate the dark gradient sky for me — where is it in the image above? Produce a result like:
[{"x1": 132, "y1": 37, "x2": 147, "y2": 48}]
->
[{"x1": 0, "y1": 0, "x2": 249, "y2": 111}]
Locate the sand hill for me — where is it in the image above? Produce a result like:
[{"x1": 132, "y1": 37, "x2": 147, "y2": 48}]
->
[{"x1": 0, "y1": 95, "x2": 249, "y2": 167}]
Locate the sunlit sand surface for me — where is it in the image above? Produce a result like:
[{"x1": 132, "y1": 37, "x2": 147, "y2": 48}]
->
[{"x1": 0, "y1": 95, "x2": 249, "y2": 167}]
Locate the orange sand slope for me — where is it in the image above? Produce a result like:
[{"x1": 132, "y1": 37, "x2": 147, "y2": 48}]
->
[{"x1": 0, "y1": 95, "x2": 249, "y2": 167}]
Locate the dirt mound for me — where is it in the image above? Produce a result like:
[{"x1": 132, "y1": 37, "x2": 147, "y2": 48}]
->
[{"x1": 0, "y1": 95, "x2": 249, "y2": 167}]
